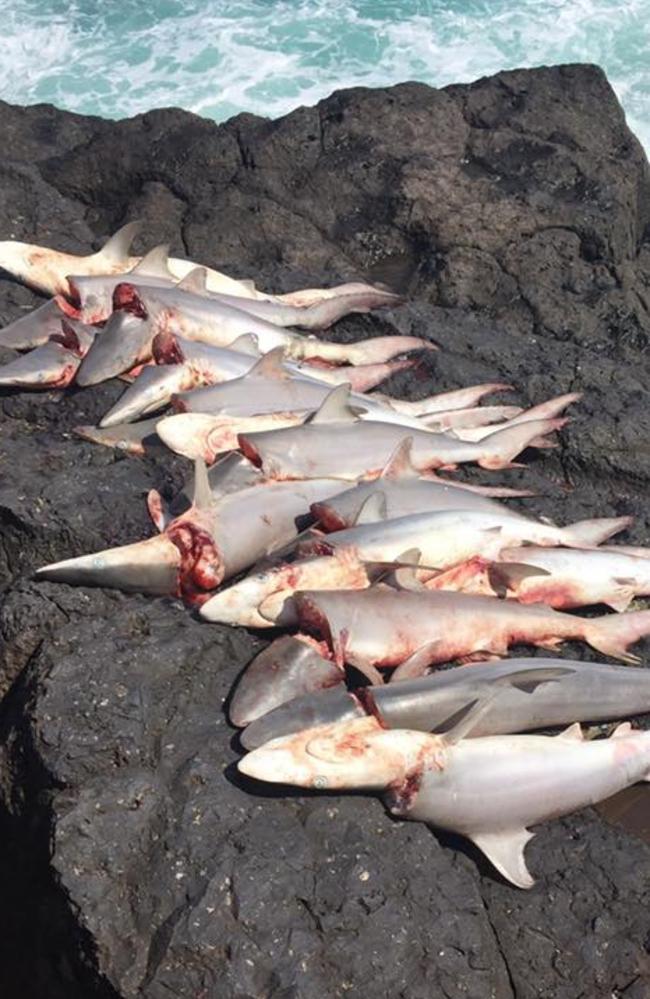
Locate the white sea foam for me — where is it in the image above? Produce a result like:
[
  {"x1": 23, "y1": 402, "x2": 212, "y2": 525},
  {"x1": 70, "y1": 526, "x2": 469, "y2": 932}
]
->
[{"x1": 1, "y1": 0, "x2": 648, "y2": 151}]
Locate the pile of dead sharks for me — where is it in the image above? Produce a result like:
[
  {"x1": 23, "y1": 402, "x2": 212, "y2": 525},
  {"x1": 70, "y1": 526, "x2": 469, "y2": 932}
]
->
[{"x1": 2, "y1": 220, "x2": 650, "y2": 891}]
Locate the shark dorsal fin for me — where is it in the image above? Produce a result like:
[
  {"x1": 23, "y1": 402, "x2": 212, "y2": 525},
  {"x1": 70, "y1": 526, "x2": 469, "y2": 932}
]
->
[
  {"x1": 99, "y1": 220, "x2": 142, "y2": 263},
  {"x1": 133, "y1": 243, "x2": 172, "y2": 278},
  {"x1": 556, "y1": 722, "x2": 584, "y2": 741},
  {"x1": 193, "y1": 457, "x2": 212, "y2": 510},
  {"x1": 230, "y1": 333, "x2": 260, "y2": 357},
  {"x1": 611, "y1": 721, "x2": 633, "y2": 738},
  {"x1": 353, "y1": 491, "x2": 387, "y2": 526},
  {"x1": 380, "y1": 437, "x2": 418, "y2": 480},
  {"x1": 248, "y1": 346, "x2": 289, "y2": 379},
  {"x1": 177, "y1": 267, "x2": 208, "y2": 294},
  {"x1": 470, "y1": 829, "x2": 535, "y2": 889},
  {"x1": 309, "y1": 383, "x2": 358, "y2": 424},
  {"x1": 131, "y1": 243, "x2": 172, "y2": 281}
]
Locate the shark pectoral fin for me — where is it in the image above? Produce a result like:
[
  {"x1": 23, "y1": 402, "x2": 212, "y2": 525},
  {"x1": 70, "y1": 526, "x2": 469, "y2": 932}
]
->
[
  {"x1": 379, "y1": 437, "x2": 418, "y2": 480},
  {"x1": 607, "y1": 577, "x2": 637, "y2": 612},
  {"x1": 441, "y1": 666, "x2": 575, "y2": 744},
  {"x1": 607, "y1": 594, "x2": 635, "y2": 613},
  {"x1": 133, "y1": 244, "x2": 172, "y2": 278},
  {"x1": 358, "y1": 549, "x2": 423, "y2": 587},
  {"x1": 147, "y1": 489, "x2": 169, "y2": 533},
  {"x1": 98, "y1": 220, "x2": 142, "y2": 263},
  {"x1": 230, "y1": 333, "x2": 260, "y2": 357},
  {"x1": 193, "y1": 458, "x2": 213, "y2": 510},
  {"x1": 352, "y1": 491, "x2": 387, "y2": 525},
  {"x1": 308, "y1": 383, "x2": 360, "y2": 424},
  {"x1": 176, "y1": 266, "x2": 208, "y2": 294},
  {"x1": 388, "y1": 557, "x2": 428, "y2": 593},
  {"x1": 355, "y1": 662, "x2": 385, "y2": 685},
  {"x1": 500, "y1": 665, "x2": 576, "y2": 691},
  {"x1": 390, "y1": 640, "x2": 441, "y2": 681},
  {"x1": 470, "y1": 829, "x2": 535, "y2": 889},
  {"x1": 487, "y1": 561, "x2": 551, "y2": 597}
]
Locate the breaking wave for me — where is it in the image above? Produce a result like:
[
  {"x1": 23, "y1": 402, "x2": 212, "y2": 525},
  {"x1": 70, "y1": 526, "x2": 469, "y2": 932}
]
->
[{"x1": 2, "y1": 0, "x2": 649, "y2": 150}]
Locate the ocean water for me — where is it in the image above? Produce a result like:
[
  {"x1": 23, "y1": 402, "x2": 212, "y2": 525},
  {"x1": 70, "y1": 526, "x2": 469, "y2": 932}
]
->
[{"x1": 3, "y1": 0, "x2": 649, "y2": 151}]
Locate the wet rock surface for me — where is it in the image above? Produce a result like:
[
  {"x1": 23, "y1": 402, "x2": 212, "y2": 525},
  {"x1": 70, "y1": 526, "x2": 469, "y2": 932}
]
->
[{"x1": 1, "y1": 63, "x2": 650, "y2": 997}]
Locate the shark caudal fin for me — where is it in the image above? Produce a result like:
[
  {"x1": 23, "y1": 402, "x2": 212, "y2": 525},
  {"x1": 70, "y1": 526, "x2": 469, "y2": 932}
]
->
[
  {"x1": 344, "y1": 335, "x2": 436, "y2": 365},
  {"x1": 559, "y1": 516, "x2": 633, "y2": 548},
  {"x1": 477, "y1": 417, "x2": 568, "y2": 470},
  {"x1": 583, "y1": 609, "x2": 650, "y2": 662}
]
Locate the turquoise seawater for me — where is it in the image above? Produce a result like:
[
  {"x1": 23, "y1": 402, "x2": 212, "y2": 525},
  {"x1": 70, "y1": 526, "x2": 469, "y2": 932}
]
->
[{"x1": 4, "y1": 0, "x2": 649, "y2": 149}]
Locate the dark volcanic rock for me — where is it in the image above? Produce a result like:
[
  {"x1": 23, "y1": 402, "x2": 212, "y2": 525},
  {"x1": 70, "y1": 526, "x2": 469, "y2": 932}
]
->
[{"x1": 1, "y1": 63, "x2": 650, "y2": 997}]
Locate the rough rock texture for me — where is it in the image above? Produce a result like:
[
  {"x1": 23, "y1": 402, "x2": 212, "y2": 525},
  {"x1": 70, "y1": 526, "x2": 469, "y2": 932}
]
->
[{"x1": 1, "y1": 63, "x2": 650, "y2": 997}]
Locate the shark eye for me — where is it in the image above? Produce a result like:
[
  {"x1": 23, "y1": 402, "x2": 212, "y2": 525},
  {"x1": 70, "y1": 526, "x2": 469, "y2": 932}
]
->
[{"x1": 313, "y1": 775, "x2": 328, "y2": 789}]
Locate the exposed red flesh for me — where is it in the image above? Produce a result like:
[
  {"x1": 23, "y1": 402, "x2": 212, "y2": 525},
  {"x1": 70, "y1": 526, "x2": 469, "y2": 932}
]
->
[
  {"x1": 153, "y1": 330, "x2": 185, "y2": 365},
  {"x1": 297, "y1": 537, "x2": 335, "y2": 558},
  {"x1": 170, "y1": 395, "x2": 189, "y2": 413},
  {"x1": 54, "y1": 292, "x2": 82, "y2": 319},
  {"x1": 514, "y1": 581, "x2": 585, "y2": 609},
  {"x1": 310, "y1": 502, "x2": 348, "y2": 532},
  {"x1": 301, "y1": 357, "x2": 339, "y2": 370},
  {"x1": 386, "y1": 770, "x2": 424, "y2": 815},
  {"x1": 166, "y1": 521, "x2": 224, "y2": 604},
  {"x1": 293, "y1": 632, "x2": 335, "y2": 662},
  {"x1": 50, "y1": 320, "x2": 83, "y2": 357},
  {"x1": 238, "y1": 434, "x2": 262, "y2": 467},
  {"x1": 48, "y1": 363, "x2": 78, "y2": 389},
  {"x1": 113, "y1": 282, "x2": 148, "y2": 318}
]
